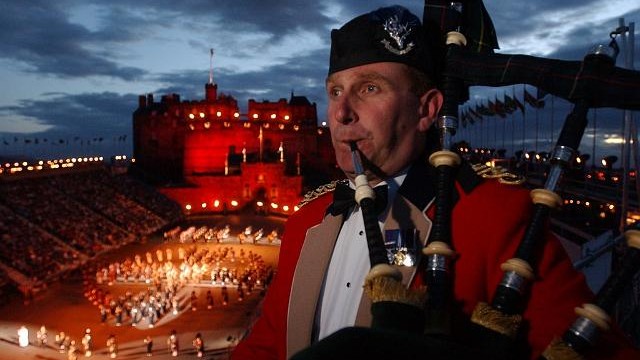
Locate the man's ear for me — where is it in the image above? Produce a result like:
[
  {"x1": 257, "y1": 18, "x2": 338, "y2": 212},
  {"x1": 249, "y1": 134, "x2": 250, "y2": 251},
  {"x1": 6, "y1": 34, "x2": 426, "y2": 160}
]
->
[{"x1": 417, "y1": 88, "x2": 443, "y2": 132}]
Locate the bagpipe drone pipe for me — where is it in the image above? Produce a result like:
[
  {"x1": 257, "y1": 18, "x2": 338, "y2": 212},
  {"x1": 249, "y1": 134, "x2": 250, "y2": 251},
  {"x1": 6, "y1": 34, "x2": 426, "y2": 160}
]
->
[
  {"x1": 540, "y1": 229, "x2": 640, "y2": 359},
  {"x1": 291, "y1": 1, "x2": 640, "y2": 359}
]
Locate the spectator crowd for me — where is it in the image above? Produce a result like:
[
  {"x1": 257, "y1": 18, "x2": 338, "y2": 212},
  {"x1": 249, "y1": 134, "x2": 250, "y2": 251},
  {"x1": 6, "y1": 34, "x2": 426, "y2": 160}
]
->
[{"x1": 0, "y1": 167, "x2": 183, "y2": 297}]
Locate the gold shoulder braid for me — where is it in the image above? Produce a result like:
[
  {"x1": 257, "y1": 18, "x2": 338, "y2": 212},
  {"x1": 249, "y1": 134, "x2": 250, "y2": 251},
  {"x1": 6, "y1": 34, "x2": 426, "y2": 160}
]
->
[
  {"x1": 297, "y1": 180, "x2": 342, "y2": 209},
  {"x1": 471, "y1": 163, "x2": 526, "y2": 185}
]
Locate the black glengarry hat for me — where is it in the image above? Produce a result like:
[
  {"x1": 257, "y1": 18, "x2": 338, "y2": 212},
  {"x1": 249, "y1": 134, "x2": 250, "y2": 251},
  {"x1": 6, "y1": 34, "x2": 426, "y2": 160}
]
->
[{"x1": 328, "y1": 5, "x2": 436, "y2": 78}]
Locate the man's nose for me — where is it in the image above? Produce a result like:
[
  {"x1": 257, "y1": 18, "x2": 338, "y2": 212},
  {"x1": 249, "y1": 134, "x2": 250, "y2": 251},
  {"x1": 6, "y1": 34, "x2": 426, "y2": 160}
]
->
[{"x1": 333, "y1": 96, "x2": 357, "y2": 125}]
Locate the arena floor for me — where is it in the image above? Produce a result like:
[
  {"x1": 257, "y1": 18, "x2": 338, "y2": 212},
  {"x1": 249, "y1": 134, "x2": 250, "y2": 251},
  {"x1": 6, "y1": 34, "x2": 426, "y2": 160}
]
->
[{"x1": 0, "y1": 214, "x2": 285, "y2": 359}]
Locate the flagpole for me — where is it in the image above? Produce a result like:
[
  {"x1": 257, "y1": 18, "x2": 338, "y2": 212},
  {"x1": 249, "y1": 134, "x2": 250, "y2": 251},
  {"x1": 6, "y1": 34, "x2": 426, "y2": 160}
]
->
[
  {"x1": 479, "y1": 116, "x2": 483, "y2": 149},
  {"x1": 619, "y1": 18, "x2": 635, "y2": 233},
  {"x1": 512, "y1": 109, "x2": 516, "y2": 158},
  {"x1": 209, "y1": 48, "x2": 215, "y2": 85},
  {"x1": 481, "y1": 114, "x2": 484, "y2": 150},
  {"x1": 522, "y1": 85, "x2": 526, "y2": 156},
  {"x1": 485, "y1": 113, "x2": 489, "y2": 149},
  {"x1": 496, "y1": 99, "x2": 500, "y2": 153},
  {"x1": 592, "y1": 109, "x2": 597, "y2": 169},
  {"x1": 477, "y1": 107, "x2": 481, "y2": 149},
  {"x1": 462, "y1": 107, "x2": 467, "y2": 143},
  {"x1": 502, "y1": 104, "x2": 507, "y2": 152},
  {"x1": 632, "y1": 121, "x2": 640, "y2": 211},
  {"x1": 477, "y1": 116, "x2": 481, "y2": 150},
  {"x1": 535, "y1": 94, "x2": 539, "y2": 154},
  {"x1": 550, "y1": 94, "x2": 555, "y2": 150},
  {"x1": 495, "y1": 96, "x2": 499, "y2": 151},
  {"x1": 512, "y1": 86, "x2": 517, "y2": 158}
]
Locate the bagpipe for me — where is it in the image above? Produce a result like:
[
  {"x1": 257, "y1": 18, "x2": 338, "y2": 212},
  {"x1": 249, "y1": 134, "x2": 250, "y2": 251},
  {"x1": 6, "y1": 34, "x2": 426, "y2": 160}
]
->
[
  {"x1": 292, "y1": 1, "x2": 640, "y2": 359},
  {"x1": 425, "y1": 2, "x2": 640, "y2": 359}
]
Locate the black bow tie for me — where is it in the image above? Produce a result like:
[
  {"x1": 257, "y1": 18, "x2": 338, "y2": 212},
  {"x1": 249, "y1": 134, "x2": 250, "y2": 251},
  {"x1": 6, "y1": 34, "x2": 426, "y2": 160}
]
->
[{"x1": 330, "y1": 181, "x2": 388, "y2": 216}]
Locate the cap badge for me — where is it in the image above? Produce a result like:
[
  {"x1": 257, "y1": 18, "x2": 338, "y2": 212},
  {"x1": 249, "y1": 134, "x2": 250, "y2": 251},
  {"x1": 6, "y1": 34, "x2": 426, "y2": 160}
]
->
[{"x1": 381, "y1": 15, "x2": 415, "y2": 55}]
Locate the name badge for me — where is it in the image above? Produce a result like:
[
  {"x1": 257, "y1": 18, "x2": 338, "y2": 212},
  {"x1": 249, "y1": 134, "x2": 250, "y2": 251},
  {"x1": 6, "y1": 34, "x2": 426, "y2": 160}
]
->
[{"x1": 384, "y1": 228, "x2": 419, "y2": 267}]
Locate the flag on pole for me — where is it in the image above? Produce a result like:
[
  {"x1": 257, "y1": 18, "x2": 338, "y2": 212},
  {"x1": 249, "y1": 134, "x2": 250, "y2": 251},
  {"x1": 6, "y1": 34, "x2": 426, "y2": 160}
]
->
[
  {"x1": 477, "y1": 102, "x2": 492, "y2": 117},
  {"x1": 459, "y1": 109, "x2": 467, "y2": 128},
  {"x1": 513, "y1": 95, "x2": 525, "y2": 114},
  {"x1": 468, "y1": 107, "x2": 482, "y2": 121},
  {"x1": 493, "y1": 96, "x2": 506, "y2": 118},
  {"x1": 524, "y1": 89, "x2": 545, "y2": 108},
  {"x1": 503, "y1": 94, "x2": 517, "y2": 113}
]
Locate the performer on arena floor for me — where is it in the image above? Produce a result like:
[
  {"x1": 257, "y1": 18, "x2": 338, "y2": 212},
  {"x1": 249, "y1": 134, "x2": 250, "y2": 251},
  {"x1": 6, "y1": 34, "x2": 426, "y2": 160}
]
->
[
  {"x1": 193, "y1": 332, "x2": 205, "y2": 358},
  {"x1": 107, "y1": 334, "x2": 118, "y2": 358},
  {"x1": 232, "y1": 4, "x2": 639, "y2": 360},
  {"x1": 81, "y1": 328, "x2": 93, "y2": 357},
  {"x1": 144, "y1": 335, "x2": 153, "y2": 357},
  {"x1": 167, "y1": 329, "x2": 179, "y2": 357}
]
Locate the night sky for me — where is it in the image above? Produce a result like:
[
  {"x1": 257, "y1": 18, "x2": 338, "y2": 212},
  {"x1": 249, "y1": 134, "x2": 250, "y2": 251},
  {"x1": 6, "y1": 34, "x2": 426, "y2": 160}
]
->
[{"x1": 0, "y1": 0, "x2": 638, "y2": 164}]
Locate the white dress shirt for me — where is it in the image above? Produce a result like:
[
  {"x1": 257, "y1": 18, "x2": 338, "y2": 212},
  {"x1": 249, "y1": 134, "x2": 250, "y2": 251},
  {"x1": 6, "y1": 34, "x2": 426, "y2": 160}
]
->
[{"x1": 317, "y1": 172, "x2": 406, "y2": 340}]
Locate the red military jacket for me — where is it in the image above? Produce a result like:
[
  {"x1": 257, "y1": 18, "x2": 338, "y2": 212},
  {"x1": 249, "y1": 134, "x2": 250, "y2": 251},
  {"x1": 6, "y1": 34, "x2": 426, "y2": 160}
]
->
[{"x1": 233, "y1": 161, "x2": 638, "y2": 360}]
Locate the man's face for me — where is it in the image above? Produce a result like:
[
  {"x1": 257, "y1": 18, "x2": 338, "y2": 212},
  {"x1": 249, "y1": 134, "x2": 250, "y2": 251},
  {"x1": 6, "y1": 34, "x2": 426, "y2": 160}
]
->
[{"x1": 326, "y1": 62, "x2": 442, "y2": 182}]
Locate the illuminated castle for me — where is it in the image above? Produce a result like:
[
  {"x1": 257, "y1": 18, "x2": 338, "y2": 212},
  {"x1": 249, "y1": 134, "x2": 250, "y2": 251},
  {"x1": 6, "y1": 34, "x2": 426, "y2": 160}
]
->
[{"x1": 132, "y1": 62, "x2": 336, "y2": 215}]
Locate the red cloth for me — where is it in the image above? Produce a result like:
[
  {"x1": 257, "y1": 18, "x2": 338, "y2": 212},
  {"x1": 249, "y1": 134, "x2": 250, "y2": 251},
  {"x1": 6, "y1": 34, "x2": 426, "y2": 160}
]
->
[{"x1": 232, "y1": 179, "x2": 638, "y2": 360}]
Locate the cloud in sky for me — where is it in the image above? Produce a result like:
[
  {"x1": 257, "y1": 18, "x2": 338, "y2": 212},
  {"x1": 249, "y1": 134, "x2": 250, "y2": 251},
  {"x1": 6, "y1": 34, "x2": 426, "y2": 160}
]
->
[
  {"x1": 0, "y1": 113, "x2": 55, "y2": 134},
  {"x1": 0, "y1": 0, "x2": 638, "y2": 161}
]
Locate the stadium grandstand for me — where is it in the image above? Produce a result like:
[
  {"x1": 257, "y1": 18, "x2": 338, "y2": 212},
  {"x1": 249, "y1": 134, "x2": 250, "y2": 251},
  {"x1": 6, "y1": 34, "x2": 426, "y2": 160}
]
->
[{"x1": 0, "y1": 160, "x2": 184, "y2": 300}]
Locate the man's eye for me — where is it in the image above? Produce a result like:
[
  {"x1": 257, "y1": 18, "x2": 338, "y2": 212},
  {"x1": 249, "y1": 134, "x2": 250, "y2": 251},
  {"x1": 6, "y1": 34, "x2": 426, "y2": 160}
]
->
[
  {"x1": 364, "y1": 84, "x2": 378, "y2": 93},
  {"x1": 329, "y1": 88, "x2": 342, "y2": 97}
]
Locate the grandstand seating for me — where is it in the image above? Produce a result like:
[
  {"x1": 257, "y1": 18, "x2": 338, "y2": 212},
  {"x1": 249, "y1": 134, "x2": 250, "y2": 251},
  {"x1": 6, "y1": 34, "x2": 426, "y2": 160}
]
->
[{"x1": 0, "y1": 166, "x2": 183, "y2": 294}]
